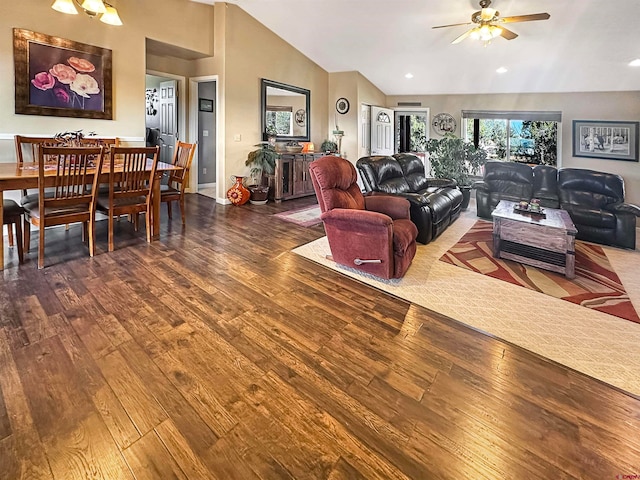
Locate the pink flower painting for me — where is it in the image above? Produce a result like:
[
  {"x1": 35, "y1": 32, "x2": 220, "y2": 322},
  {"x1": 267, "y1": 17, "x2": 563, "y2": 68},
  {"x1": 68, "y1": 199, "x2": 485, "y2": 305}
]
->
[{"x1": 28, "y1": 42, "x2": 103, "y2": 112}]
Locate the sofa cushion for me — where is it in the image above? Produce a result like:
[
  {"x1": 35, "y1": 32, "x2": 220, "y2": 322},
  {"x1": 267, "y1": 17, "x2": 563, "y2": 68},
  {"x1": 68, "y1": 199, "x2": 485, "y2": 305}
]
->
[
  {"x1": 395, "y1": 153, "x2": 429, "y2": 191},
  {"x1": 558, "y1": 168, "x2": 624, "y2": 209},
  {"x1": 564, "y1": 206, "x2": 617, "y2": 229},
  {"x1": 484, "y1": 161, "x2": 534, "y2": 199},
  {"x1": 357, "y1": 156, "x2": 411, "y2": 194}
]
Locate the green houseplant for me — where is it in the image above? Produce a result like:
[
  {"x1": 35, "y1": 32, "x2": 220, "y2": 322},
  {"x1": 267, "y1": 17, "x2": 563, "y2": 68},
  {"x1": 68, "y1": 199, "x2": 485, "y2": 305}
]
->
[
  {"x1": 425, "y1": 133, "x2": 488, "y2": 208},
  {"x1": 245, "y1": 142, "x2": 279, "y2": 204},
  {"x1": 320, "y1": 139, "x2": 338, "y2": 154}
]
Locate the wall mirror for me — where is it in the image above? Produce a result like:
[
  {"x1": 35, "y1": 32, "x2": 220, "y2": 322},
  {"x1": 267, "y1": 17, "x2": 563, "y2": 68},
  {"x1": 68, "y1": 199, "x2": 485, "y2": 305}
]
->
[{"x1": 261, "y1": 79, "x2": 310, "y2": 142}]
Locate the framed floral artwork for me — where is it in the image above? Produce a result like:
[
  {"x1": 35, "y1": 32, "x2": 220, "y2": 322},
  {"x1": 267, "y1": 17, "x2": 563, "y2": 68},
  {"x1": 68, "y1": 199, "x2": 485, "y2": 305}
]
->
[{"x1": 13, "y1": 28, "x2": 113, "y2": 119}]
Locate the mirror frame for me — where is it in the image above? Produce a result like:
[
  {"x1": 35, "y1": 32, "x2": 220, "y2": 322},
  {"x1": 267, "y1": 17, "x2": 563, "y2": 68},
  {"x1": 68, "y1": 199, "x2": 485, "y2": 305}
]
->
[{"x1": 261, "y1": 78, "x2": 310, "y2": 142}]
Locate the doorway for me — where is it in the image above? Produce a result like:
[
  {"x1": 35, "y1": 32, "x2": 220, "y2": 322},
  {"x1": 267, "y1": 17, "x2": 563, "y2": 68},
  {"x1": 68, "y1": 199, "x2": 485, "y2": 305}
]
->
[
  {"x1": 196, "y1": 81, "x2": 216, "y2": 197},
  {"x1": 145, "y1": 74, "x2": 178, "y2": 164}
]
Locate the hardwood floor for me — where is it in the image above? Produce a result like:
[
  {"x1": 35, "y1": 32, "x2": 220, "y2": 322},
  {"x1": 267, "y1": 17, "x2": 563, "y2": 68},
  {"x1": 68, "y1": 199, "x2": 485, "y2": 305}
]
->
[{"x1": 1, "y1": 193, "x2": 639, "y2": 479}]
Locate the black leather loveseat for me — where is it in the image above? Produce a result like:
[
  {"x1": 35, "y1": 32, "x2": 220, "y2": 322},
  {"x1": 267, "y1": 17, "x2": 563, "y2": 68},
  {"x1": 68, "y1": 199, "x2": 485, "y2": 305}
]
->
[
  {"x1": 474, "y1": 161, "x2": 640, "y2": 249},
  {"x1": 356, "y1": 153, "x2": 463, "y2": 244}
]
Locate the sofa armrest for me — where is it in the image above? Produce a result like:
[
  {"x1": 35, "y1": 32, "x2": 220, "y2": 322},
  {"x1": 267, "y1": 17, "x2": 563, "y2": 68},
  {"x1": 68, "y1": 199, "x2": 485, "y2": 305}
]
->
[
  {"x1": 472, "y1": 180, "x2": 489, "y2": 191},
  {"x1": 605, "y1": 202, "x2": 640, "y2": 216},
  {"x1": 364, "y1": 195, "x2": 411, "y2": 220},
  {"x1": 322, "y1": 208, "x2": 393, "y2": 228},
  {"x1": 426, "y1": 177, "x2": 457, "y2": 188}
]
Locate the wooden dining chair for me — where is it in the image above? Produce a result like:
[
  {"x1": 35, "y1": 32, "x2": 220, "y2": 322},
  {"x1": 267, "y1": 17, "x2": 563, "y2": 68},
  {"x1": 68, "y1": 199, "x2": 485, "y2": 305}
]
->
[
  {"x1": 161, "y1": 141, "x2": 197, "y2": 224},
  {"x1": 3, "y1": 199, "x2": 24, "y2": 264},
  {"x1": 14, "y1": 135, "x2": 60, "y2": 201},
  {"x1": 97, "y1": 146, "x2": 160, "y2": 252},
  {"x1": 22, "y1": 146, "x2": 105, "y2": 269}
]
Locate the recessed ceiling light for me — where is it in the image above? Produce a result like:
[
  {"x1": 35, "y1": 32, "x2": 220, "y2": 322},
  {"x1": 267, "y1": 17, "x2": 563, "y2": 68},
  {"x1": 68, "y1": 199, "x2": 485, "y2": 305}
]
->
[
  {"x1": 629, "y1": 59, "x2": 640, "y2": 67},
  {"x1": 405, "y1": 73, "x2": 414, "y2": 79},
  {"x1": 496, "y1": 67, "x2": 508, "y2": 74}
]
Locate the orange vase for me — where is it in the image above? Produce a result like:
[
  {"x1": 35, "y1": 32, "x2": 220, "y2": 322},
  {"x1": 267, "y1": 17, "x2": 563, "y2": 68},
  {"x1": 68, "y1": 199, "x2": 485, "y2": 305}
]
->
[{"x1": 227, "y1": 175, "x2": 250, "y2": 206}]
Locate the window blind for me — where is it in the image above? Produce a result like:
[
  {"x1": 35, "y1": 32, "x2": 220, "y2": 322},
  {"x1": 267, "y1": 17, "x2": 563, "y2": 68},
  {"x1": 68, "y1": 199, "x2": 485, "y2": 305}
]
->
[{"x1": 461, "y1": 110, "x2": 562, "y2": 122}]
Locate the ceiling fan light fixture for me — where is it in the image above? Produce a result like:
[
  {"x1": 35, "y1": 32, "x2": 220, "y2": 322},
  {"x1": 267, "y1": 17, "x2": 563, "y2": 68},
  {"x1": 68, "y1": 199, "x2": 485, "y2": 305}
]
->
[
  {"x1": 480, "y1": 7, "x2": 497, "y2": 21},
  {"x1": 51, "y1": 0, "x2": 79, "y2": 14},
  {"x1": 470, "y1": 24, "x2": 502, "y2": 42}
]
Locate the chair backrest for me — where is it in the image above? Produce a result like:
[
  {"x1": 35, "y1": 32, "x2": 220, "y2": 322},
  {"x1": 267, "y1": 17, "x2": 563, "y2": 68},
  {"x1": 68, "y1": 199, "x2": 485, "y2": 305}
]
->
[
  {"x1": 309, "y1": 156, "x2": 366, "y2": 213},
  {"x1": 558, "y1": 168, "x2": 625, "y2": 208},
  {"x1": 38, "y1": 146, "x2": 105, "y2": 210},
  {"x1": 356, "y1": 155, "x2": 412, "y2": 194},
  {"x1": 167, "y1": 141, "x2": 197, "y2": 190},
  {"x1": 79, "y1": 137, "x2": 120, "y2": 153},
  {"x1": 107, "y1": 146, "x2": 160, "y2": 205},
  {"x1": 394, "y1": 153, "x2": 430, "y2": 191},
  {"x1": 483, "y1": 160, "x2": 534, "y2": 198},
  {"x1": 15, "y1": 135, "x2": 61, "y2": 164}
]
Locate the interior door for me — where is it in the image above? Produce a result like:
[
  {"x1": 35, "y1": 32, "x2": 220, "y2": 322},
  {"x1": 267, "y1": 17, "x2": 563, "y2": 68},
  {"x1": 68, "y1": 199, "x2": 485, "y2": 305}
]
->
[
  {"x1": 360, "y1": 104, "x2": 371, "y2": 158},
  {"x1": 159, "y1": 80, "x2": 178, "y2": 164},
  {"x1": 370, "y1": 106, "x2": 395, "y2": 156}
]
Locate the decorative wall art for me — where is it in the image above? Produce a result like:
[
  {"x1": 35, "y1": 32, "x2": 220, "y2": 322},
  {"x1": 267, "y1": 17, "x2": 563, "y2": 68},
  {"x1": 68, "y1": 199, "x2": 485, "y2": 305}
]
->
[
  {"x1": 295, "y1": 108, "x2": 306, "y2": 126},
  {"x1": 13, "y1": 28, "x2": 113, "y2": 119},
  {"x1": 199, "y1": 98, "x2": 214, "y2": 112},
  {"x1": 572, "y1": 120, "x2": 639, "y2": 162},
  {"x1": 336, "y1": 97, "x2": 350, "y2": 114}
]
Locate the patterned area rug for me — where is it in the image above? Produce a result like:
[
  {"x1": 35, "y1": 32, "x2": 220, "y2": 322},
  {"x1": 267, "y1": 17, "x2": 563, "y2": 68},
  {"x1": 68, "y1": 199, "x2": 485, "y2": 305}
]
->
[
  {"x1": 273, "y1": 205, "x2": 322, "y2": 227},
  {"x1": 440, "y1": 220, "x2": 640, "y2": 324}
]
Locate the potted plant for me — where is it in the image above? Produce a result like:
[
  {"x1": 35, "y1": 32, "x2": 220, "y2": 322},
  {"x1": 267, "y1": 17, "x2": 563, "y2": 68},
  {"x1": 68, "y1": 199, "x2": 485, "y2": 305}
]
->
[
  {"x1": 320, "y1": 139, "x2": 338, "y2": 154},
  {"x1": 265, "y1": 125, "x2": 278, "y2": 147},
  {"x1": 245, "y1": 142, "x2": 279, "y2": 204},
  {"x1": 425, "y1": 133, "x2": 488, "y2": 209}
]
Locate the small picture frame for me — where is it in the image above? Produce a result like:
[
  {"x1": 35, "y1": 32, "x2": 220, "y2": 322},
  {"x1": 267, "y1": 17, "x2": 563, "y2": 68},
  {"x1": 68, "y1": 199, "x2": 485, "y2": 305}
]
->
[
  {"x1": 199, "y1": 98, "x2": 213, "y2": 112},
  {"x1": 572, "y1": 120, "x2": 639, "y2": 162}
]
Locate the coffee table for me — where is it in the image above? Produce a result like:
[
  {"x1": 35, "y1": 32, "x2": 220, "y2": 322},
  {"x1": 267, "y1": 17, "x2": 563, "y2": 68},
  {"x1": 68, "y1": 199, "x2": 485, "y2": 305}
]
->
[{"x1": 491, "y1": 200, "x2": 578, "y2": 279}]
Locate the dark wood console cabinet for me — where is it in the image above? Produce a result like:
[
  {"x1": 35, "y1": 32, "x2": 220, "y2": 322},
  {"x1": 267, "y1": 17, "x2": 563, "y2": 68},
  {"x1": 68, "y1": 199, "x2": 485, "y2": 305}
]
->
[{"x1": 270, "y1": 153, "x2": 326, "y2": 202}]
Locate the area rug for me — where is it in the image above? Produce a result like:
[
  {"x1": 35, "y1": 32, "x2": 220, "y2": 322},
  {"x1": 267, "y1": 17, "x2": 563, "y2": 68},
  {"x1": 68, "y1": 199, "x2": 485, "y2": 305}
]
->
[
  {"x1": 292, "y1": 209, "x2": 640, "y2": 396},
  {"x1": 273, "y1": 205, "x2": 322, "y2": 227},
  {"x1": 440, "y1": 220, "x2": 640, "y2": 324}
]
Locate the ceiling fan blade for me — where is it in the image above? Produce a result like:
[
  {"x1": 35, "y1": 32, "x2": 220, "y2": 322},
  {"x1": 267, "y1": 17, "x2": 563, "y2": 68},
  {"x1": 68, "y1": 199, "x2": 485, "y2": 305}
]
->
[
  {"x1": 499, "y1": 27, "x2": 518, "y2": 40},
  {"x1": 433, "y1": 21, "x2": 473, "y2": 29},
  {"x1": 452, "y1": 28, "x2": 474, "y2": 44},
  {"x1": 499, "y1": 13, "x2": 550, "y2": 23}
]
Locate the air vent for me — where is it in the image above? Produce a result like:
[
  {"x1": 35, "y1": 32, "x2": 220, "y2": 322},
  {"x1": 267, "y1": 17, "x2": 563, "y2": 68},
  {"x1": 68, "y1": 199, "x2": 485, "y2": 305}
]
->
[{"x1": 397, "y1": 102, "x2": 422, "y2": 107}]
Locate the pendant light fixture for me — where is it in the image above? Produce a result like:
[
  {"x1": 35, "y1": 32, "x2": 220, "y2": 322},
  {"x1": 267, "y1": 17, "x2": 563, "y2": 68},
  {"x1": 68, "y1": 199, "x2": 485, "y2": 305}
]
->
[{"x1": 51, "y1": 0, "x2": 123, "y2": 26}]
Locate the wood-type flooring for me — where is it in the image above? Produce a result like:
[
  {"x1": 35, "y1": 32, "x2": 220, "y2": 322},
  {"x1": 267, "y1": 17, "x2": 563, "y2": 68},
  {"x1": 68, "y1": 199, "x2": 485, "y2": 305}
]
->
[{"x1": 1, "y1": 194, "x2": 639, "y2": 479}]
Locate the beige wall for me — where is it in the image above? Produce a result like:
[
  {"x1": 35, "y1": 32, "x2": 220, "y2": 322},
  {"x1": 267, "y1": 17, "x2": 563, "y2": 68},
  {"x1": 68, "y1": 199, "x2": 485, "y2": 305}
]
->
[
  {"x1": 0, "y1": 0, "x2": 213, "y2": 162},
  {"x1": 328, "y1": 71, "x2": 385, "y2": 163},
  {"x1": 387, "y1": 91, "x2": 640, "y2": 205},
  {"x1": 217, "y1": 4, "x2": 328, "y2": 196}
]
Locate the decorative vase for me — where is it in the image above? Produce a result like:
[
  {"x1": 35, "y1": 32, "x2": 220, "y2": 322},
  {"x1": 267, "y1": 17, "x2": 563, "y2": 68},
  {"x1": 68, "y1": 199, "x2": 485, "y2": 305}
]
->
[{"x1": 227, "y1": 175, "x2": 250, "y2": 206}]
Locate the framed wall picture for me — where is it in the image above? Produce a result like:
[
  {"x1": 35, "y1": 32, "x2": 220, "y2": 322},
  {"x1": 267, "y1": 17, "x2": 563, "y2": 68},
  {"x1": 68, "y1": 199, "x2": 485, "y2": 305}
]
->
[
  {"x1": 199, "y1": 98, "x2": 214, "y2": 112},
  {"x1": 572, "y1": 120, "x2": 639, "y2": 162},
  {"x1": 13, "y1": 28, "x2": 112, "y2": 120}
]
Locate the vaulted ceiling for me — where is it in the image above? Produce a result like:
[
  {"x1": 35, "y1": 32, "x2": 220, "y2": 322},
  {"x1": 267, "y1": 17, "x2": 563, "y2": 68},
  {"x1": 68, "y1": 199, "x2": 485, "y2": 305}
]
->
[{"x1": 192, "y1": 0, "x2": 640, "y2": 96}]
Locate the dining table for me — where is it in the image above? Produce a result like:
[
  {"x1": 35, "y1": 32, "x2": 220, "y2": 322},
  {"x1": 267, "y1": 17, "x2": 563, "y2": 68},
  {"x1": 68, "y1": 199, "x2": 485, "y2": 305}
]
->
[{"x1": 0, "y1": 159, "x2": 182, "y2": 270}]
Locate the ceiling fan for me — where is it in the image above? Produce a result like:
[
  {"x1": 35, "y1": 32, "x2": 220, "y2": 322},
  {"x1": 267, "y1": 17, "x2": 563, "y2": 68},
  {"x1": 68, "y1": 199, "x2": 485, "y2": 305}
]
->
[{"x1": 433, "y1": 0, "x2": 550, "y2": 44}]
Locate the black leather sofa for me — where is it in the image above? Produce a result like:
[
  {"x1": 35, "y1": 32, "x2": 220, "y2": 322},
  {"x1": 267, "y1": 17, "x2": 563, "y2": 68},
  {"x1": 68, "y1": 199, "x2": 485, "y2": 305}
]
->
[
  {"x1": 474, "y1": 161, "x2": 640, "y2": 249},
  {"x1": 356, "y1": 153, "x2": 463, "y2": 244}
]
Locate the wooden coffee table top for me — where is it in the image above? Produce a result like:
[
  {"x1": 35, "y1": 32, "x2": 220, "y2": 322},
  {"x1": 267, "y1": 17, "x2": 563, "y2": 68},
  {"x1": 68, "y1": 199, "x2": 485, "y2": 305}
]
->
[{"x1": 492, "y1": 200, "x2": 577, "y2": 234}]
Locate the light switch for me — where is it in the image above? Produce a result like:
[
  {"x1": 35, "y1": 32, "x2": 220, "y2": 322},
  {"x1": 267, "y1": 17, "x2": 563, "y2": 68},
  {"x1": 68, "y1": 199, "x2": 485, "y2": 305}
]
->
[
  {"x1": 234, "y1": 134, "x2": 242, "y2": 142},
  {"x1": 203, "y1": 130, "x2": 209, "y2": 137}
]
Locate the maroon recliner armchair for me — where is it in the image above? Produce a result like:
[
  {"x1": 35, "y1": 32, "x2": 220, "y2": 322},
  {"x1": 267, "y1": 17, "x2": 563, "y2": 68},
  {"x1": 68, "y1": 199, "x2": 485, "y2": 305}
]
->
[{"x1": 309, "y1": 156, "x2": 418, "y2": 279}]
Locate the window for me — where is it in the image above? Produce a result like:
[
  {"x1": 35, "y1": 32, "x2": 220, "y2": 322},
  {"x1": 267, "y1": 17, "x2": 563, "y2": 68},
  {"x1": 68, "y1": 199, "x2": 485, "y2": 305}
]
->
[
  {"x1": 463, "y1": 110, "x2": 561, "y2": 166},
  {"x1": 265, "y1": 105, "x2": 293, "y2": 136}
]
